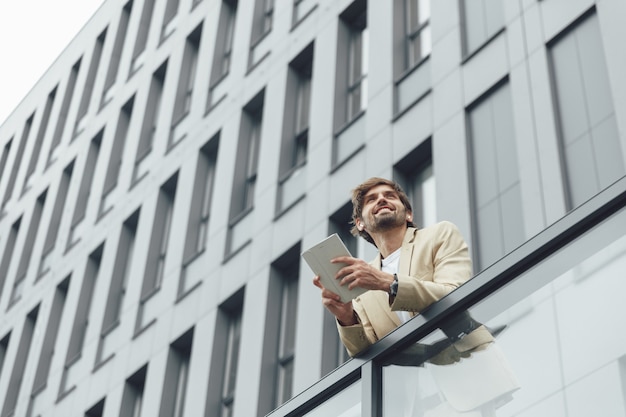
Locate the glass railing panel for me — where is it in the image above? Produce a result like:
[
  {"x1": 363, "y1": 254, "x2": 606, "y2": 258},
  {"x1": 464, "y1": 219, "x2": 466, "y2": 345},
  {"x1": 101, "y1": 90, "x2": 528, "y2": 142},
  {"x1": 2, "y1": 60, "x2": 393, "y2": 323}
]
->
[
  {"x1": 381, "y1": 205, "x2": 626, "y2": 416},
  {"x1": 302, "y1": 379, "x2": 361, "y2": 417}
]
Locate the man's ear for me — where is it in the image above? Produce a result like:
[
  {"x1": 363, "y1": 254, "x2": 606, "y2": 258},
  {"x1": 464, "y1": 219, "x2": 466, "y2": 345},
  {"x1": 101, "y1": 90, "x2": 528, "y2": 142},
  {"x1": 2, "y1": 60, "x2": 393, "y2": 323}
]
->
[{"x1": 356, "y1": 220, "x2": 364, "y2": 231}]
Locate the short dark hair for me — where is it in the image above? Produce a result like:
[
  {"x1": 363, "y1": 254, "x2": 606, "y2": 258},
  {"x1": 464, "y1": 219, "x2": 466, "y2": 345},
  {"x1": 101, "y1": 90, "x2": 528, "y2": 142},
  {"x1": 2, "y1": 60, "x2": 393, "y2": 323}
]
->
[{"x1": 349, "y1": 177, "x2": 415, "y2": 245}]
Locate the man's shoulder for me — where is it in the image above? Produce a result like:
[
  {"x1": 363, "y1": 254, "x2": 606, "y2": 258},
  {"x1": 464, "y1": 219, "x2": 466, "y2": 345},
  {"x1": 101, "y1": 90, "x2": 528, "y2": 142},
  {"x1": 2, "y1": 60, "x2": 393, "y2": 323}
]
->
[{"x1": 418, "y1": 221, "x2": 460, "y2": 236}]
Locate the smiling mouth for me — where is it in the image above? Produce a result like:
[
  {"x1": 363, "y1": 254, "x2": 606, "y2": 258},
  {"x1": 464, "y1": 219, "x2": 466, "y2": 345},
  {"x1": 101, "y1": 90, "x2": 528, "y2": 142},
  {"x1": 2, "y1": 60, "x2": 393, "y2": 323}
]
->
[{"x1": 375, "y1": 206, "x2": 394, "y2": 214}]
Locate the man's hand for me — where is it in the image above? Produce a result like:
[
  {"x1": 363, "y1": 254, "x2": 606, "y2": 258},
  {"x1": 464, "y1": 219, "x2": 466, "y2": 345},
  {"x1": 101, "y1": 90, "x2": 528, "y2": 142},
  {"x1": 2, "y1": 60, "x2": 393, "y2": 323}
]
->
[
  {"x1": 312, "y1": 275, "x2": 358, "y2": 325},
  {"x1": 331, "y1": 256, "x2": 395, "y2": 292}
]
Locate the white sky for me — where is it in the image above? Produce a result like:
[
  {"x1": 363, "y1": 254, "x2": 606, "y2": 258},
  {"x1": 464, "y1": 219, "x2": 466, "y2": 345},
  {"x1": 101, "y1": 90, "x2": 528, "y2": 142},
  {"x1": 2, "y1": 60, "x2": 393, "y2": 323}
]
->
[{"x1": 0, "y1": 0, "x2": 106, "y2": 126}]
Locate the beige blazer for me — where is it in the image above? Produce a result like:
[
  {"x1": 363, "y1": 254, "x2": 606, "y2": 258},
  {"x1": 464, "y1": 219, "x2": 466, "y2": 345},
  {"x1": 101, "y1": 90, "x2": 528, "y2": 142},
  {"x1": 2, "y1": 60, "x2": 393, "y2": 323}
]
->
[{"x1": 337, "y1": 221, "x2": 493, "y2": 358}]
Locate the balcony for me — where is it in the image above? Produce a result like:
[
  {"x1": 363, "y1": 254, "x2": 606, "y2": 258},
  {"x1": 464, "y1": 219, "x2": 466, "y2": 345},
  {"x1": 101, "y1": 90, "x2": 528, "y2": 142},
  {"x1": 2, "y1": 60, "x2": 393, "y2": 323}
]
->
[{"x1": 268, "y1": 176, "x2": 626, "y2": 416}]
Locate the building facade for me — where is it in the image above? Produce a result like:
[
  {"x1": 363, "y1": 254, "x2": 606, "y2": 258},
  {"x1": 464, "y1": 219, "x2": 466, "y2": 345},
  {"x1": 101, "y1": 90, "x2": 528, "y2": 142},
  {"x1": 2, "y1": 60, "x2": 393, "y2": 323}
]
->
[{"x1": 0, "y1": 0, "x2": 626, "y2": 416}]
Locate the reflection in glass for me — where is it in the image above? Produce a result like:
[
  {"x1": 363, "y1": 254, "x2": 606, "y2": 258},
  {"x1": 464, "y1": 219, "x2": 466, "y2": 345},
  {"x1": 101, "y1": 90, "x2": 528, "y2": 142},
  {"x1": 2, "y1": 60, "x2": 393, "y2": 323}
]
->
[{"x1": 383, "y1": 317, "x2": 519, "y2": 416}]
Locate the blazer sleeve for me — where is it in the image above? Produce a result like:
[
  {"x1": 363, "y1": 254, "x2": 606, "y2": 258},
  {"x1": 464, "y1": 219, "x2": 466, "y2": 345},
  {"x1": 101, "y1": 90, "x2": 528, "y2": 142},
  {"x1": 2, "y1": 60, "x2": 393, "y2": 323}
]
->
[{"x1": 391, "y1": 221, "x2": 472, "y2": 313}]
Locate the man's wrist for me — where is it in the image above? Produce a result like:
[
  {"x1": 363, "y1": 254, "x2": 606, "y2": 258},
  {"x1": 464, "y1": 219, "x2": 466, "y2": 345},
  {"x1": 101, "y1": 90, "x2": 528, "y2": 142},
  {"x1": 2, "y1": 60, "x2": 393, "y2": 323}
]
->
[
  {"x1": 338, "y1": 311, "x2": 359, "y2": 326},
  {"x1": 388, "y1": 273, "x2": 399, "y2": 297}
]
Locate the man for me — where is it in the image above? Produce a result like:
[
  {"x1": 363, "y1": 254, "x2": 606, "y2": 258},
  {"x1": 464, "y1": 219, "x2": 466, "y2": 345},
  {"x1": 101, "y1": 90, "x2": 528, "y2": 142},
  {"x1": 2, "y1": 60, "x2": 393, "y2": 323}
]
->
[{"x1": 313, "y1": 177, "x2": 492, "y2": 358}]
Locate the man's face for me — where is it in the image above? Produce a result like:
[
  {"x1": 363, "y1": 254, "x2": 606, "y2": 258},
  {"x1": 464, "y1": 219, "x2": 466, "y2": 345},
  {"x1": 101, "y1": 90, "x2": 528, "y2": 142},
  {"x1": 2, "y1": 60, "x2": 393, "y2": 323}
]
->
[{"x1": 358, "y1": 184, "x2": 410, "y2": 234}]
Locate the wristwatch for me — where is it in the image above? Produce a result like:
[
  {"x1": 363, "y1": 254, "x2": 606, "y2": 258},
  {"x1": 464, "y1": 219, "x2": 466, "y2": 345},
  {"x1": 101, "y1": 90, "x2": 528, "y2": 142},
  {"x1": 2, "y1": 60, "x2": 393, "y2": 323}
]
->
[{"x1": 389, "y1": 274, "x2": 399, "y2": 297}]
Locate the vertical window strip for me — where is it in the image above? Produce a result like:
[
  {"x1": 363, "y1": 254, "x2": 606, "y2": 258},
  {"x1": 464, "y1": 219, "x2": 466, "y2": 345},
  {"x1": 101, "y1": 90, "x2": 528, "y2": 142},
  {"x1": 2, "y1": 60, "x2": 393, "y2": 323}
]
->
[
  {"x1": 2, "y1": 113, "x2": 35, "y2": 209},
  {"x1": 11, "y1": 189, "x2": 48, "y2": 305},
  {"x1": 102, "y1": 0, "x2": 133, "y2": 105},
  {"x1": 101, "y1": 210, "x2": 139, "y2": 337},
  {"x1": 184, "y1": 138, "x2": 218, "y2": 262},
  {"x1": 119, "y1": 365, "x2": 147, "y2": 417},
  {"x1": 0, "y1": 332, "x2": 10, "y2": 380},
  {"x1": 101, "y1": 97, "x2": 134, "y2": 214},
  {"x1": 161, "y1": 0, "x2": 181, "y2": 40},
  {"x1": 135, "y1": 62, "x2": 167, "y2": 177},
  {"x1": 0, "y1": 217, "x2": 21, "y2": 300},
  {"x1": 31, "y1": 276, "x2": 70, "y2": 395},
  {"x1": 142, "y1": 173, "x2": 178, "y2": 298},
  {"x1": 39, "y1": 160, "x2": 75, "y2": 276},
  {"x1": 405, "y1": 0, "x2": 431, "y2": 69},
  {"x1": 0, "y1": 139, "x2": 13, "y2": 194},
  {"x1": 393, "y1": 139, "x2": 436, "y2": 228},
  {"x1": 549, "y1": 12, "x2": 624, "y2": 210},
  {"x1": 48, "y1": 59, "x2": 81, "y2": 165},
  {"x1": 1, "y1": 305, "x2": 40, "y2": 417},
  {"x1": 130, "y1": 0, "x2": 156, "y2": 73},
  {"x1": 63, "y1": 244, "x2": 104, "y2": 370},
  {"x1": 74, "y1": 29, "x2": 107, "y2": 136},
  {"x1": 68, "y1": 130, "x2": 103, "y2": 247},
  {"x1": 23, "y1": 87, "x2": 57, "y2": 193},
  {"x1": 159, "y1": 329, "x2": 193, "y2": 417},
  {"x1": 468, "y1": 82, "x2": 524, "y2": 270},
  {"x1": 172, "y1": 25, "x2": 202, "y2": 128},
  {"x1": 220, "y1": 309, "x2": 242, "y2": 416}
]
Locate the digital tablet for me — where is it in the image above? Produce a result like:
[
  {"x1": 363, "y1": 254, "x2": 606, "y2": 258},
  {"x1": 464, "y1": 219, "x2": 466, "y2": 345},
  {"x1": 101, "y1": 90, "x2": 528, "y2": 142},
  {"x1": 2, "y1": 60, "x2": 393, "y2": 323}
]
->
[{"x1": 302, "y1": 234, "x2": 367, "y2": 303}]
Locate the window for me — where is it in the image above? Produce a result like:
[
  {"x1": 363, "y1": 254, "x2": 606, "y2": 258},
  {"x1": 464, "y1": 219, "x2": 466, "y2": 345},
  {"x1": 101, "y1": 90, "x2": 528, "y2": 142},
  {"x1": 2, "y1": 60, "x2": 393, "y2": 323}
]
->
[
  {"x1": 468, "y1": 81, "x2": 525, "y2": 271},
  {"x1": 549, "y1": 11, "x2": 624, "y2": 210},
  {"x1": 332, "y1": 0, "x2": 367, "y2": 165},
  {"x1": 59, "y1": 244, "x2": 104, "y2": 396},
  {"x1": 170, "y1": 23, "x2": 203, "y2": 148},
  {"x1": 460, "y1": 0, "x2": 504, "y2": 56},
  {"x1": 136, "y1": 175, "x2": 178, "y2": 334},
  {"x1": 161, "y1": 0, "x2": 180, "y2": 42},
  {"x1": 249, "y1": 0, "x2": 274, "y2": 68},
  {"x1": 181, "y1": 135, "x2": 219, "y2": 294},
  {"x1": 205, "y1": 289, "x2": 244, "y2": 417},
  {"x1": 0, "y1": 333, "x2": 10, "y2": 381},
  {"x1": 258, "y1": 244, "x2": 301, "y2": 415},
  {"x1": 277, "y1": 44, "x2": 313, "y2": 212},
  {"x1": 207, "y1": 0, "x2": 238, "y2": 110},
  {"x1": 251, "y1": 0, "x2": 274, "y2": 43},
  {"x1": 336, "y1": 0, "x2": 368, "y2": 126},
  {"x1": 119, "y1": 365, "x2": 147, "y2": 417},
  {"x1": 102, "y1": 0, "x2": 133, "y2": 106},
  {"x1": 39, "y1": 160, "x2": 74, "y2": 277},
  {"x1": 23, "y1": 87, "x2": 57, "y2": 193},
  {"x1": 101, "y1": 97, "x2": 135, "y2": 216},
  {"x1": 228, "y1": 90, "x2": 264, "y2": 252},
  {"x1": 0, "y1": 217, "x2": 21, "y2": 301},
  {"x1": 292, "y1": 0, "x2": 317, "y2": 26},
  {"x1": 141, "y1": 173, "x2": 173, "y2": 297},
  {"x1": 1, "y1": 305, "x2": 39, "y2": 417},
  {"x1": 140, "y1": 173, "x2": 178, "y2": 301},
  {"x1": 30, "y1": 276, "x2": 70, "y2": 398},
  {"x1": 48, "y1": 59, "x2": 81, "y2": 166},
  {"x1": 130, "y1": 0, "x2": 156, "y2": 74},
  {"x1": 85, "y1": 398, "x2": 106, "y2": 417},
  {"x1": 159, "y1": 328, "x2": 193, "y2": 417},
  {"x1": 0, "y1": 139, "x2": 13, "y2": 197},
  {"x1": 403, "y1": 0, "x2": 430, "y2": 69},
  {"x1": 2, "y1": 113, "x2": 34, "y2": 211},
  {"x1": 97, "y1": 210, "x2": 139, "y2": 364},
  {"x1": 133, "y1": 61, "x2": 168, "y2": 184},
  {"x1": 74, "y1": 28, "x2": 107, "y2": 137},
  {"x1": 67, "y1": 130, "x2": 103, "y2": 249},
  {"x1": 10, "y1": 189, "x2": 48, "y2": 306},
  {"x1": 394, "y1": 139, "x2": 436, "y2": 228},
  {"x1": 393, "y1": 0, "x2": 431, "y2": 114}
]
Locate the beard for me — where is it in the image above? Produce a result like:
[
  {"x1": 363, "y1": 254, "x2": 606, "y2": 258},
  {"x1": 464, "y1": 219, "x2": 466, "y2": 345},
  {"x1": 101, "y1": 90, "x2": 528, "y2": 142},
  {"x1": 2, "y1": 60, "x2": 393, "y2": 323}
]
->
[{"x1": 367, "y1": 209, "x2": 407, "y2": 233}]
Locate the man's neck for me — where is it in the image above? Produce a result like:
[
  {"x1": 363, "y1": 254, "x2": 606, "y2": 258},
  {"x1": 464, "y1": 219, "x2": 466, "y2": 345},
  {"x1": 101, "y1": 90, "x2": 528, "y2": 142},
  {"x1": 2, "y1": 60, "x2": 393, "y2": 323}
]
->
[{"x1": 373, "y1": 226, "x2": 408, "y2": 259}]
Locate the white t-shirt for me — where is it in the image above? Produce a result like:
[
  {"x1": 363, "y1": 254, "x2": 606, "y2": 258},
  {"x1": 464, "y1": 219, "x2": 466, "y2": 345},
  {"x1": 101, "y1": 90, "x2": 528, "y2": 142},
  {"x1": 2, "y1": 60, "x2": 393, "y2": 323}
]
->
[{"x1": 381, "y1": 248, "x2": 412, "y2": 323}]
